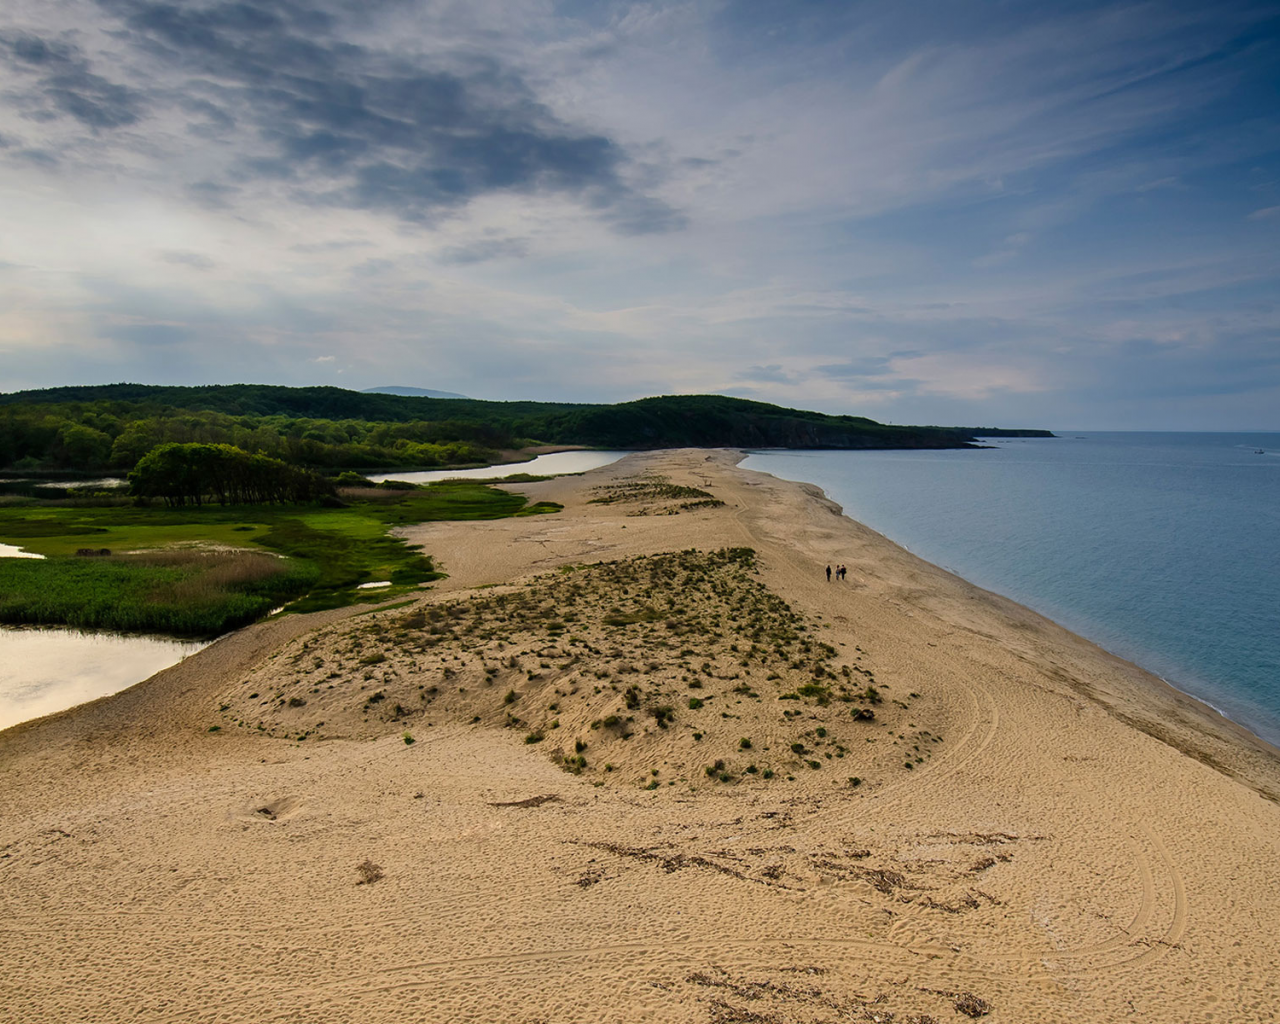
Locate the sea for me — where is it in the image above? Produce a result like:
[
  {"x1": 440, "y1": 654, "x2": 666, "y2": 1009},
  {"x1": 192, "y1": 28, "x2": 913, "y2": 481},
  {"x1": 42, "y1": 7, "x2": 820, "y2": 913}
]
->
[{"x1": 743, "y1": 433, "x2": 1280, "y2": 748}]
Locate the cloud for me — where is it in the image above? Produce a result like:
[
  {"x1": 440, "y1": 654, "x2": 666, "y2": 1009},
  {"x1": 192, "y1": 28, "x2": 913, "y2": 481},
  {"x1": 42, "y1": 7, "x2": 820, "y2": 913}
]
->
[
  {"x1": 439, "y1": 236, "x2": 529, "y2": 265},
  {"x1": 815, "y1": 356, "x2": 901, "y2": 380},
  {"x1": 0, "y1": 1, "x2": 683, "y2": 233},
  {"x1": 101, "y1": 322, "x2": 193, "y2": 346},
  {"x1": 185, "y1": 180, "x2": 240, "y2": 209},
  {"x1": 972, "y1": 232, "x2": 1033, "y2": 268},
  {"x1": 160, "y1": 250, "x2": 215, "y2": 271},
  {"x1": 1135, "y1": 176, "x2": 1180, "y2": 193},
  {"x1": 0, "y1": 29, "x2": 145, "y2": 129},
  {"x1": 736, "y1": 364, "x2": 796, "y2": 384},
  {"x1": 0, "y1": 0, "x2": 1277, "y2": 428}
]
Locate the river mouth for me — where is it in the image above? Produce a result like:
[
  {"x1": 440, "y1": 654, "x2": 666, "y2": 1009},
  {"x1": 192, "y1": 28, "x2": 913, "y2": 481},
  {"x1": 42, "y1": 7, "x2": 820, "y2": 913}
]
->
[
  {"x1": 0, "y1": 626, "x2": 208, "y2": 731},
  {"x1": 367, "y1": 449, "x2": 629, "y2": 484}
]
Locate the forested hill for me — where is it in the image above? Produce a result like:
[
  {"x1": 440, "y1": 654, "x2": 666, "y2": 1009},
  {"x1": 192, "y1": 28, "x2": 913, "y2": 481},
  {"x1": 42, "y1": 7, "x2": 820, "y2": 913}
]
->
[{"x1": 0, "y1": 384, "x2": 1053, "y2": 474}]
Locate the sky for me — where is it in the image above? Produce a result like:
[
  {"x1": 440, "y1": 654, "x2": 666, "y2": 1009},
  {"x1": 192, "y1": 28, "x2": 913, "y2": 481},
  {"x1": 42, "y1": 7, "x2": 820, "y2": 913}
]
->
[{"x1": 1, "y1": 0, "x2": 1277, "y2": 430}]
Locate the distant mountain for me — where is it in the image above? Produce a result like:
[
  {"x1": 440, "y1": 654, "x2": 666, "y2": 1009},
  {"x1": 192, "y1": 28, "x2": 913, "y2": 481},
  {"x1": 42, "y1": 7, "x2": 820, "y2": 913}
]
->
[{"x1": 363, "y1": 386, "x2": 468, "y2": 399}]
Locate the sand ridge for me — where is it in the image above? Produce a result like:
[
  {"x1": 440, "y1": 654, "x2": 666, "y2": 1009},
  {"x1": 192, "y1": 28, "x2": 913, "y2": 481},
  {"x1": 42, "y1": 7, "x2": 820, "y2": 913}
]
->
[{"x1": 1, "y1": 449, "x2": 1278, "y2": 1023}]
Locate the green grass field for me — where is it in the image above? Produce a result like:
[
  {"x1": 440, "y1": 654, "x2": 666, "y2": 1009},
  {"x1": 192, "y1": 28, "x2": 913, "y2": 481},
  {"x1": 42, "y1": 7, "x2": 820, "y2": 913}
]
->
[{"x1": 0, "y1": 482, "x2": 561, "y2": 636}]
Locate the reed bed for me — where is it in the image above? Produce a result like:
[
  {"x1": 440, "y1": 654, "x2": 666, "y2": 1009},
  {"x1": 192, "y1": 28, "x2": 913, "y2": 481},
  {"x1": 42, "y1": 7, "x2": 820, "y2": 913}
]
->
[{"x1": 0, "y1": 550, "x2": 316, "y2": 637}]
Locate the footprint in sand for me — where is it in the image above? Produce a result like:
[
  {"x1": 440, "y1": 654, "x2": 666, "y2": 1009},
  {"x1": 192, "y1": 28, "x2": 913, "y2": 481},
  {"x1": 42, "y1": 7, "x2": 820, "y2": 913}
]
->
[{"x1": 234, "y1": 795, "x2": 304, "y2": 823}]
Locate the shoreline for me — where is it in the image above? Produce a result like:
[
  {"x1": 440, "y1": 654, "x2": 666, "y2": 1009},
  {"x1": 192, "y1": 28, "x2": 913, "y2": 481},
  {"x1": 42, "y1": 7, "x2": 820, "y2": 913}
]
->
[
  {"x1": 2, "y1": 448, "x2": 1278, "y2": 1023},
  {"x1": 737, "y1": 455, "x2": 1280, "y2": 768},
  {"x1": 5, "y1": 448, "x2": 1275, "y2": 772},
  {"x1": 731, "y1": 453, "x2": 1280, "y2": 790}
]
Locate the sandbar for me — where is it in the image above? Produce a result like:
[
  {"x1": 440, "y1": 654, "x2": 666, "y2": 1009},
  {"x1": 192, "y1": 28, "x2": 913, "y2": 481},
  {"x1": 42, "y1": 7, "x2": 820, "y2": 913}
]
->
[{"x1": 1, "y1": 449, "x2": 1277, "y2": 1023}]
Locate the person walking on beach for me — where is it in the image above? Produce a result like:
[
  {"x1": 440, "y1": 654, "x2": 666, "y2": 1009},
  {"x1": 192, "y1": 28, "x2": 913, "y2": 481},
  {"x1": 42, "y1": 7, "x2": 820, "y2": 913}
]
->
[{"x1": 826, "y1": 565, "x2": 832, "y2": 582}]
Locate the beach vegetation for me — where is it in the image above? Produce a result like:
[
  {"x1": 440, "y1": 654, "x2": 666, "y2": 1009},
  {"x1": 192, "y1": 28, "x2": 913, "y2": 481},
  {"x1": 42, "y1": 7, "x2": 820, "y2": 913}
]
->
[
  {"x1": 953, "y1": 993, "x2": 992, "y2": 1018},
  {"x1": 355, "y1": 860, "x2": 384, "y2": 885},
  {"x1": 796, "y1": 682, "x2": 831, "y2": 704},
  {"x1": 223, "y1": 544, "x2": 917, "y2": 793}
]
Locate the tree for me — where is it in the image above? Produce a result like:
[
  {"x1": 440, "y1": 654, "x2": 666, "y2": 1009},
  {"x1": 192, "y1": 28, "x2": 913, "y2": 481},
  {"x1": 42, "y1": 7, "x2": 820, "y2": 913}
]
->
[{"x1": 128, "y1": 443, "x2": 333, "y2": 506}]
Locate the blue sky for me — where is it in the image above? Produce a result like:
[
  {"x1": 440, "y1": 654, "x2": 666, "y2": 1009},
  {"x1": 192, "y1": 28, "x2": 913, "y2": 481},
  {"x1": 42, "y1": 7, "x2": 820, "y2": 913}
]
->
[{"x1": 1, "y1": 0, "x2": 1277, "y2": 428}]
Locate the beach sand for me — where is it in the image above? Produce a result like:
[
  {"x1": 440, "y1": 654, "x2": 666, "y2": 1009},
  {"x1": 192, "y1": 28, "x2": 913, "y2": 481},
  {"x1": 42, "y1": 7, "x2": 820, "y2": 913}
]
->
[{"x1": 2, "y1": 449, "x2": 1277, "y2": 1023}]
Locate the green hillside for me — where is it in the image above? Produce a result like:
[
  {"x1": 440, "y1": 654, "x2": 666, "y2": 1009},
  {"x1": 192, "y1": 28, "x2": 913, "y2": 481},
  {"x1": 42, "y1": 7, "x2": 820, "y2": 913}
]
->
[{"x1": 0, "y1": 384, "x2": 1053, "y2": 475}]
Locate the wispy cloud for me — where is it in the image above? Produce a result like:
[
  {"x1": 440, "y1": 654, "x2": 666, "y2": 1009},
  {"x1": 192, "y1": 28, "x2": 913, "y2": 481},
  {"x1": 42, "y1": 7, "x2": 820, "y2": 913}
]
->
[{"x1": 0, "y1": 0, "x2": 1276, "y2": 427}]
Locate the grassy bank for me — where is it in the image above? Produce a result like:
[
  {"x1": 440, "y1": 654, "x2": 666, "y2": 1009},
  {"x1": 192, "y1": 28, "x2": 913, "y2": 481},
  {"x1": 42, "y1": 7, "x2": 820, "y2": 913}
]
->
[
  {"x1": 0, "y1": 550, "x2": 317, "y2": 635},
  {"x1": 0, "y1": 481, "x2": 561, "y2": 636}
]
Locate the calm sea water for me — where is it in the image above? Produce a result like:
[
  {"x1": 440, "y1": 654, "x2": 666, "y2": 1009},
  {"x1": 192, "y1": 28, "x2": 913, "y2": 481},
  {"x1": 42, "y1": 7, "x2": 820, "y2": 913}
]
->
[{"x1": 743, "y1": 434, "x2": 1280, "y2": 747}]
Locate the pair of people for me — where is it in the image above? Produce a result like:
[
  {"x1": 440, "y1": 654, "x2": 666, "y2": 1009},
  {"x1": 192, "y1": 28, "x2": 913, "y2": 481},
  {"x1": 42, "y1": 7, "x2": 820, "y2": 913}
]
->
[{"x1": 825, "y1": 564, "x2": 847, "y2": 582}]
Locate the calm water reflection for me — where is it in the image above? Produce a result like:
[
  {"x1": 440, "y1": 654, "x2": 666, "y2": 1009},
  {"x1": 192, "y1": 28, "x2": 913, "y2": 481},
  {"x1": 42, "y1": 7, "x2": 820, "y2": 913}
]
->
[
  {"x1": 0, "y1": 543, "x2": 44, "y2": 559},
  {"x1": 0, "y1": 628, "x2": 208, "y2": 731},
  {"x1": 368, "y1": 449, "x2": 630, "y2": 484}
]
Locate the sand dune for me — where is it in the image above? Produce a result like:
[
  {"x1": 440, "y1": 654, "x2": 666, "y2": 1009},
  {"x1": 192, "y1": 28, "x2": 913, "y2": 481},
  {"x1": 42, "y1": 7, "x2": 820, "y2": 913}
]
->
[{"x1": 2, "y1": 450, "x2": 1277, "y2": 1023}]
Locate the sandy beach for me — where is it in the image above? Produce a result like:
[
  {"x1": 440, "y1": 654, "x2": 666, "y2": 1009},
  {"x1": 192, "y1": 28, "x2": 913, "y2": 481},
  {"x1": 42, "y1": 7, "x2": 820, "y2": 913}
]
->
[{"x1": 2, "y1": 449, "x2": 1277, "y2": 1024}]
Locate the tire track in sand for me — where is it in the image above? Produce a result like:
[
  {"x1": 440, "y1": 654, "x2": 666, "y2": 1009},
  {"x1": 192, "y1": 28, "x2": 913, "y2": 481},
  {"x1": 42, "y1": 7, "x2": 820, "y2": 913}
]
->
[{"x1": 136, "y1": 829, "x2": 1189, "y2": 1024}]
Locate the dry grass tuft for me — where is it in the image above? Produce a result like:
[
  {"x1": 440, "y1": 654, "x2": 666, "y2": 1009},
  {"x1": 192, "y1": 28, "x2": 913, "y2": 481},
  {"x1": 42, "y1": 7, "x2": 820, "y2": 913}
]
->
[{"x1": 355, "y1": 859, "x2": 384, "y2": 885}]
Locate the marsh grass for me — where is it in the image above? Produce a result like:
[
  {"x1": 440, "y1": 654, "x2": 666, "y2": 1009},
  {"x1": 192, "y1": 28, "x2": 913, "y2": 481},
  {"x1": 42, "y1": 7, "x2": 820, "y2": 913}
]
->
[
  {"x1": 0, "y1": 549, "x2": 315, "y2": 635},
  {"x1": 0, "y1": 480, "x2": 557, "y2": 634}
]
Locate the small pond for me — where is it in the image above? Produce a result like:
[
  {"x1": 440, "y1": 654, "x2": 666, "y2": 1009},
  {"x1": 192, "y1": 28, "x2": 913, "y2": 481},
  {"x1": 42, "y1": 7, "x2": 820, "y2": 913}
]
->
[
  {"x1": 0, "y1": 543, "x2": 44, "y2": 559},
  {"x1": 0, "y1": 477, "x2": 126, "y2": 498},
  {"x1": 0, "y1": 627, "x2": 208, "y2": 731}
]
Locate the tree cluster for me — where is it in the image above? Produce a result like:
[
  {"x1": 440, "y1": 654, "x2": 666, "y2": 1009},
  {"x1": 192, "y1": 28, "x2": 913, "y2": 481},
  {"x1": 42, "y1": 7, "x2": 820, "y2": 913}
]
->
[
  {"x1": 128, "y1": 443, "x2": 334, "y2": 507},
  {"x1": 0, "y1": 403, "x2": 503, "y2": 473}
]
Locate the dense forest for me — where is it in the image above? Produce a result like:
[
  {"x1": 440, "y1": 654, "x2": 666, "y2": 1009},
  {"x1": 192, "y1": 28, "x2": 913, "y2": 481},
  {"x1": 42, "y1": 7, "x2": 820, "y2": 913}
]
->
[{"x1": 0, "y1": 383, "x2": 1053, "y2": 475}]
